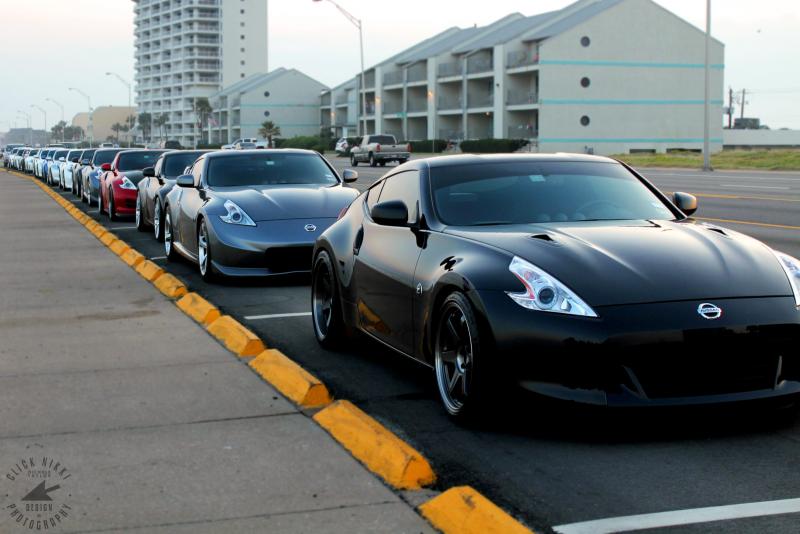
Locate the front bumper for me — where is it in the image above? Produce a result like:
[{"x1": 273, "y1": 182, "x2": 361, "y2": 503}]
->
[
  {"x1": 207, "y1": 216, "x2": 338, "y2": 277},
  {"x1": 478, "y1": 291, "x2": 800, "y2": 407},
  {"x1": 111, "y1": 187, "x2": 137, "y2": 215}
]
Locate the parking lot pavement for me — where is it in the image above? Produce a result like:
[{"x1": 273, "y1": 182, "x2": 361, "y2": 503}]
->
[
  {"x1": 8, "y1": 161, "x2": 800, "y2": 533},
  {"x1": 0, "y1": 175, "x2": 432, "y2": 533}
]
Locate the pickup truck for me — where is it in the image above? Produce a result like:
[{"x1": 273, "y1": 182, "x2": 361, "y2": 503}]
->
[
  {"x1": 349, "y1": 134, "x2": 410, "y2": 167},
  {"x1": 222, "y1": 138, "x2": 268, "y2": 150}
]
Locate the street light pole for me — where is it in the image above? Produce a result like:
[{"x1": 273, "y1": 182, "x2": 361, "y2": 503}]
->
[
  {"x1": 69, "y1": 88, "x2": 93, "y2": 146},
  {"x1": 702, "y1": 0, "x2": 712, "y2": 171},
  {"x1": 45, "y1": 98, "x2": 65, "y2": 142},
  {"x1": 106, "y1": 72, "x2": 133, "y2": 145},
  {"x1": 313, "y1": 0, "x2": 367, "y2": 137},
  {"x1": 31, "y1": 105, "x2": 47, "y2": 143},
  {"x1": 17, "y1": 110, "x2": 32, "y2": 145}
]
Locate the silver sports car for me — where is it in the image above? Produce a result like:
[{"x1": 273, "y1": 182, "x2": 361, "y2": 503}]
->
[{"x1": 163, "y1": 149, "x2": 359, "y2": 281}]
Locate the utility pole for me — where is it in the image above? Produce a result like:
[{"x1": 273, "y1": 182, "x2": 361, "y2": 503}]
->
[
  {"x1": 740, "y1": 88, "x2": 746, "y2": 119},
  {"x1": 702, "y1": 0, "x2": 711, "y2": 172},
  {"x1": 727, "y1": 87, "x2": 734, "y2": 129}
]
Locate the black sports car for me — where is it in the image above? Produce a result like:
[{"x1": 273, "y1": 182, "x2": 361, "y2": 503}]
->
[
  {"x1": 311, "y1": 154, "x2": 800, "y2": 418},
  {"x1": 136, "y1": 150, "x2": 209, "y2": 240}
]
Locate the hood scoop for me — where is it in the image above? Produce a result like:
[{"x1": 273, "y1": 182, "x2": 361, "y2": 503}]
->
[{"x1": 530, "y1": 233, "x2": 557, "y2": 244}]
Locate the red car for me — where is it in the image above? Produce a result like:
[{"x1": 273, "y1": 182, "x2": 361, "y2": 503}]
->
[{"x1": 99, "y1": 149, "x2": 169, "y2": 220}]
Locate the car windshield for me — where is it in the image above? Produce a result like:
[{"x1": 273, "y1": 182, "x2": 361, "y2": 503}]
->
[
  {"x1": 430, "y1": 161, "x2": 676, "y2": 226},
  {"x1": 81, "y1": 150, "x2": 95, "y2": 161},
  {"x1": 164, "y1": 152, "x2": 203, "y2": 178},
  {"x1": 67, "y1": 151, "x2": 81, "y2": 159},
  {"x1": 54, "y1": 151, "x2": 68, "y2": 159},
  {"x1": 206, "y1": 153, "x2": 339, "y2": 187},
  {"x1": 93, "y1": 150, "x2": 122, "y2": 165},
  {"x1": 117, "y1": 152, "x2": 162, "y2": 171}
]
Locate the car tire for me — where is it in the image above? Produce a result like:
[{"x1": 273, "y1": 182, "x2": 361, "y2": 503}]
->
[
  {"x1": 135, "y1": 194, "x2": 147, "y2": 231},
  {"x1": 350, "y1": 154, "x2": 358, "y2": 167},
  {"x1": 434, "y1": 292, "x2": 494, "y2": 420},
  {"x1": 109, "y1": 193, "x2": 118, "y2": 221},
  {"x1": 197, "y1": 219, "x2": 218, "y2": 282},
  {"x1": 379, "y1": 161, "x2": 386, "y2": 167},
  {"x1": 398, "y1": 159, "x2": 408, "y2": 165},
  {"x1": 311, "y1": 250, "x2": 347, "y2": 348},
  {"x1": 164, "y1": 209, "x2": 179, "y2": 262},
  {"x1": 369, "y1": 153, "x2": 377, "y2": 167},
  {"x1": 153, "y1": 200, "x2": 164, "y2": 242}
]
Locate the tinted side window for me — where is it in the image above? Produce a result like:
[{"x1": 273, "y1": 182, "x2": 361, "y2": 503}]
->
[
  {"x1": 366, "y1": 181, "x2": 384, "y2": 211},
  {"x1": 377, "y1": 171, "x2": 420, "y2": 223}
]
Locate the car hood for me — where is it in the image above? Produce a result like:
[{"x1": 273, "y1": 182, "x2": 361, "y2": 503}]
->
[
  {"x1": 212, "y1": 184, "x2": 358, "y2": 222},
  {"x1": 445, "y1": 219, "x2": 792, "y2": 307}
]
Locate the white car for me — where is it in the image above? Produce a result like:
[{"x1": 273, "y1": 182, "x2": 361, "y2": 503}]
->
[
  {"x1": 221, "y1": 137, "x2": 267, "y2": 150},
  {"x1": 24, "y1": 148, "x2": 41, "y2": 174},
  {"x1": 59, "y1": 149, "x2": 83, "y2": 190},
  {"x1": 335, "y1": 138, "x2": 349, "y2": 155},
  {"x1": 47, "y1": 149, "x2": 70, "y2": 186}
]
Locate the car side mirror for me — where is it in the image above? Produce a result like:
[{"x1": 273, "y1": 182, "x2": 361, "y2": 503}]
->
[
  {"x1": 81, "y1": 159, "x2": 90, "y2": 165},
  {"x1": 673, "y1": 192, "x2": 697, "y2": 216},
  {"x1": 370, "y1": 200, "x2": 408, "y2": 227},
  {"x1": 71, "y1": 157, "x2": 79, "y2": 163},
  {"x1": 143, "y1": 167, "x2": 155, "y2": 177},
  {"x1": 342, "y1": 169, "x2": 358, "y2": 183},
  {"x1": 101, "y1": 163, "x2": 112, "y2": 171},
  {"x1": 59, "y1": 157, "x2": 65, "y2": 162},
  {"x1": 176, "y1": 175, "x2": 195, "y2": 188}
]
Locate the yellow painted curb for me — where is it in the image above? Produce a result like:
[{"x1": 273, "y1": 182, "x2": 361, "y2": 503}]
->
[
  {"x1": 135, "y1": 260, "x2": 165, "y2": 282},
  {"x1": 249, "y1": 349, "x2": 332, "y2": 409},
  {"x1": 109, "y1": 239, "x2": 130, "y2": 256},
  {"x1": 120, "y1": 248, "x2": 146, "y2": 268},
  {"x1": 100, "y1": 233, "x2": 117, "y2": 246},
  {"x1": 206, "y1": 315, "x2": 266, "y2": 357},
  {"x1": 90, "y1": 225, "x2": 106, "y2": 239},
  {"x1": 176, "y1": 293, "x2": 221, "y2": 326},
  {"x1": 153, "y1": 273, "x2": 188, "y2": 299},
  {"x1": 313, "y1": 400, "x2": 436, "y2": 490},
  {"x1": 419, "y1": 486, "x2": 533, "y2": 534}
]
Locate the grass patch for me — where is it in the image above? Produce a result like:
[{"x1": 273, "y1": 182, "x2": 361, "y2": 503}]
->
[{"x1": 610, "y1": 150, "x2": 800, "y2": 171}]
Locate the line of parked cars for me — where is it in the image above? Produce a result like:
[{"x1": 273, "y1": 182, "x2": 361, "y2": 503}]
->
[{"x1": 3, "y1": 143, "x2": 800, "y2": 419}]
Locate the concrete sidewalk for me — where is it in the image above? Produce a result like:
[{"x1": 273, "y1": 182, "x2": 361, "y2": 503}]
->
[{"x1": 0, "y1": 174, "x2": 432, "y2": 532}]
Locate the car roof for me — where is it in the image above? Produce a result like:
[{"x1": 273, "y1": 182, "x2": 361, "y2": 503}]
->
[
  {"x1": 205, "y1": 148, "x2": 319, "y2": 158},
  {"x1": 421, "y1": 152, "x2": 619, "y2": 168}
]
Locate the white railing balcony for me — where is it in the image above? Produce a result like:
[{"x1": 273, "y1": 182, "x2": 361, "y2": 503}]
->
[
  {"x1": 507, "y1": 50, "x2": 539, "y2": 69},
  {"x1": 506, "y1": 91, "x2": 539, "y2": 106}
]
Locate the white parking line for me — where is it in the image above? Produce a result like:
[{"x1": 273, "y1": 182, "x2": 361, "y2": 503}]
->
[
  {"x1": 244, "y1": 312, "x2": 312, "y2": 320},
  {"x1": 720, "y1": 184, "x2": 790, "y2": 190},
  {"x1": 150, "y1": 256, "x2": 167, "y2": 261},
  {"x1": 553, "y1": 498, "x2": 800, "y2": 534},
  {"x1": 112, "y1": 226, "x2": 138, "y2": 230}
]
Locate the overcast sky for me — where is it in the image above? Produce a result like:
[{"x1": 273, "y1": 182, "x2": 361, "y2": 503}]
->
[{"x1": 1, "y1": 0, "x2": 799, "y2": 132}]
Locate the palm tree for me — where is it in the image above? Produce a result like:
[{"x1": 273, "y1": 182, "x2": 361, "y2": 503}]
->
[
  {"x1": 138, "y1": 112, "x2": 152, "y2": 142},
  {"x1": 111, "y1": 122, "x2": 123, "y2": 143},
  {"x1": 153, "y1": 113, "x2": 169, "y2": 142},
  {"x1": 259, "y1": 121, "x2": 281, "y2": 148},
  {"x1": 192, "y1": 97, "x2": 213, "y2": 144}
]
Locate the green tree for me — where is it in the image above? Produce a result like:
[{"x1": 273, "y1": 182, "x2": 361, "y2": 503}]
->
[
  {"x1": 192, "y1": 97, "x2": 213, "y2": 144},
  {"x1": 138, "y1": 112, "x2": 152, "y2": 142},
  {"x1": 259, "y1": 121, "x2": 282, "y2": 148},
  {"x1": 111, "y1": 122, "x2": 124, "y2": 143},
  {"x1": 50, "y1": 120, "x2": 67, "y2": 141},
  {"x1": 153, "y1": 113, "x2": 169, "y2": 142},
  {"x1": 63, "y1": 125, "x2": 84, "y2": 142}
]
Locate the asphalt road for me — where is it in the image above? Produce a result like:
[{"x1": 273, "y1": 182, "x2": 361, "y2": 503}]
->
[{"x1": 7, "y1": 158, "x2": 800, "y2": 533}]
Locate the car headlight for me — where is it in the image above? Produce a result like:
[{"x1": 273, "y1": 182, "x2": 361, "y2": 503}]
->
[
  {"x1": 507, "y1": 256, "x2": 597, "y2": 317},
  {"x1": 772, "y1": 250, "x2": 800, "y2": 307},
  {"x1": 219, "y1": 200, "x2": 256, "y2": 226},
  {"x1": 120, "y1": 177, "x2": 137, "y2": 190}
]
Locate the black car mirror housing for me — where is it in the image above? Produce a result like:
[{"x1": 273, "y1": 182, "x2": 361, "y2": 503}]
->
[
  {"x1": 673, "y1": 192, "x2": 698, "y2": 216},
  {"x1": 342, "y1": 169, "x2": 358, "y2": 183},
  {"x1": 371, "y1": 200, "x2": 408, "y2": 227},
  {"x1": 143, "y1": 167, "x2": 156, "y2": 177},
  {"x1": 176, "y1": 175, "x2": 196, "y2": 188}
]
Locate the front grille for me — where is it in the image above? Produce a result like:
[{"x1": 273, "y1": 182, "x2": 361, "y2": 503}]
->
[
  {"x1": 627, "y1": 353, "x2": 780, "y2": 399},
  {"x1": 264, "y1": 246, "x2": 313, "y2": 274},
  {"x1": 125, "y1": 199, "x2": 136, "y2": 208}
]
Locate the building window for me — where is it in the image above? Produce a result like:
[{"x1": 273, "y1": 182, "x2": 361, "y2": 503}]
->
[
  {"x1": 580, "y1": 36, "x2": 591, "y2": 47},
  {"x1": 240, "y1": 9, "x2": 245, "y2": 14},
  {"x1": 580, "y1": 115, "x2": 590, "y2": 126},
  {"x1": 580, "y1": 77, "x2": 590, "y2": 88},
  {"x1": 263, "y1": 91, "x2": 270, "y2": 97},
  {"x1": 241, "y1": 73, "x2": 245, "y2": 78},
  {"x1": 240, "y1": 35, "x2": 245, "y2": 40},
  {"x1": 264, "y1": 111, "x2": 270, "y2": 117},
  {"x1": 240, "y1": 22, "x2": 245, "y2": 27},
  {"x1": 241, "y1": 60, "x2": 245, "y2": 65},
  {"x1": 241, "y1": 48, "x2": 245, "y2": 53}
]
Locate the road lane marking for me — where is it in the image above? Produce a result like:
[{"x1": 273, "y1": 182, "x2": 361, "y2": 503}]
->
[
  {"x1": 696, "y1": 217, "x2": 800, "y2": 230},
  {"x1": 663, "y1": 191, "x2": 800, "y2": 203},
  {"x1": 244, "y1": 312, "x2": 312, "y2": 320},
  {"x1": 553, "y1": 497, "x2": 800, "y2": 534},
  {"x1": 721, "y1": 184, "x2": 790, "y2": 190}
]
